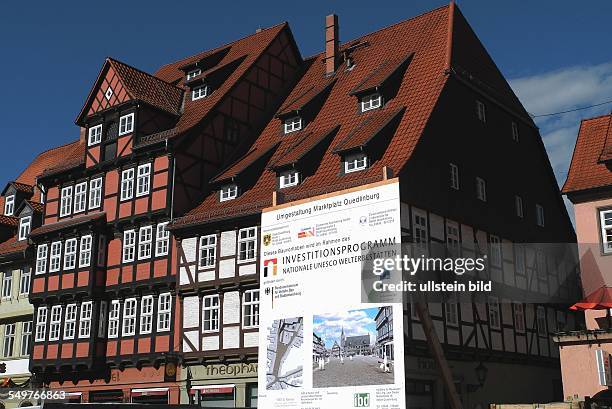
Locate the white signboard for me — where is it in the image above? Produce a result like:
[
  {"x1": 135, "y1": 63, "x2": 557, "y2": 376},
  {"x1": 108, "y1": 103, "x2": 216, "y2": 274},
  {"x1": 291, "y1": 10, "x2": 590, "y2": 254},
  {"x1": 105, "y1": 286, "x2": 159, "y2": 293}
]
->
[{"x1": 258, "y1": 179, "x2": 405, "y2": 409}]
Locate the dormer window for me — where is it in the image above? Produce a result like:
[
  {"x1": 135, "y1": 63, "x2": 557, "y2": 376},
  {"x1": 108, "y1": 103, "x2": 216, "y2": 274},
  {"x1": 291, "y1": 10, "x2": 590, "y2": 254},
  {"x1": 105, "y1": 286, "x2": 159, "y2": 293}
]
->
[
  {"x1": 88, "y1": 124, "x2": 102, "y2": 146},
  {"x1": 344, "y1": 152, "x2": 368, "y2": 173},
  {"x1": 220, "y1": 184, "x2": 238, "y2": 202},
  {"x1": 284, "y1": 117, "x2": 302, "y2": 134},
  {"x1": 4, "y1": 195, "x2": 15, "y2": 216},
  {"x1": 187, "y1": 69, "x2": 201, "y2": 81},
  {"x1": 18, "y1": 216, "x2": 31, "y2": 241},
  {"x1": 360, "y1": 93, "x2": 382, "y2": 112},
  {"x1": 279, "y1": 170, "x2": 300, "y2": 188},
  {"x1": 192, "y1": 85, "x2": 209, "y2": 101},
  {"x1": 118, "y1": 113, "x2": 135, "y2": 136}
]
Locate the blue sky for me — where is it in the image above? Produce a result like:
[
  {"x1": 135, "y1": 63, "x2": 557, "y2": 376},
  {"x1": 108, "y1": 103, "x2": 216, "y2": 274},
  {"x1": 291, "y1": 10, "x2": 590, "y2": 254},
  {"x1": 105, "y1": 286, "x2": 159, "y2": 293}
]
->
[
  {"x1": 1, "y1": 0, "x2": 611, "y2": 200},
  {"x1": 313, "y1": 308, "x2": 378, "y2": 348}
]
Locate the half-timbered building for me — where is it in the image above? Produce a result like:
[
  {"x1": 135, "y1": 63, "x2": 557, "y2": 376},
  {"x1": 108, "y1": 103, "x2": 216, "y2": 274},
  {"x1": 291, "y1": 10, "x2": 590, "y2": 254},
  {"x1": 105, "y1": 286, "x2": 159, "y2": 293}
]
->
[
  {"x1": 169, "y1": 5, "x2": 581, "y2": 408},
  {"x1": 27, "y1": 23, "x2": 302, "y2": 404}
]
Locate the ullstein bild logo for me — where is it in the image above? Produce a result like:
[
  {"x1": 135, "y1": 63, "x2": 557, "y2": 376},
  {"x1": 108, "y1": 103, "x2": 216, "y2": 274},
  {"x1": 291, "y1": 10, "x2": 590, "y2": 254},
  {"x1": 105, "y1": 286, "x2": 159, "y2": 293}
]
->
[
  {"x1": 263, "y1": 258, "x2": 278, "y2": 277},
  {"x1": 354, "y1": 393, "x2": 370, "y2": 407}
]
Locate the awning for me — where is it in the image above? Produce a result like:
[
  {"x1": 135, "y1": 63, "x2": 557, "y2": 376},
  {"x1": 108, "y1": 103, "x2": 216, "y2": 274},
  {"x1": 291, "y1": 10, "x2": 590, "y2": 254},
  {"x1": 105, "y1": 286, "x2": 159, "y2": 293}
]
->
[
  {"x1": 570, "y1": 286, "x2": 612, "y2": 310},
  {"x1": 189, "y1": 384, "x2": 235, "y2": 395},
  {"x1": 131, "y1": 387, "x2": 169, "y2": 397}
]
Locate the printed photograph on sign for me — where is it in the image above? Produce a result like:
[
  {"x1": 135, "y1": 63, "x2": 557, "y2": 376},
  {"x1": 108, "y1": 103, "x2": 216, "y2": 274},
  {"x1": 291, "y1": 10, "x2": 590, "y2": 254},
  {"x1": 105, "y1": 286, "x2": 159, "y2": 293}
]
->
[
  {"x1": 312, "y1": 306, "x2": 395, "y2": 388},
  {"x1": 265, "y1": 317, "x2": 304, "y2": 390}
]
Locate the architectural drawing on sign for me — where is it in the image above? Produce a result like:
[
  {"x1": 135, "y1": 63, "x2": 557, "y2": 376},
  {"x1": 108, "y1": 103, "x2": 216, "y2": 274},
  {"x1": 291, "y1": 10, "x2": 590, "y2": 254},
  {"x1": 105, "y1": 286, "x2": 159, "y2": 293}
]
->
[{"x1": 266, "y1": 317, "x2": 304, "y2": 390}]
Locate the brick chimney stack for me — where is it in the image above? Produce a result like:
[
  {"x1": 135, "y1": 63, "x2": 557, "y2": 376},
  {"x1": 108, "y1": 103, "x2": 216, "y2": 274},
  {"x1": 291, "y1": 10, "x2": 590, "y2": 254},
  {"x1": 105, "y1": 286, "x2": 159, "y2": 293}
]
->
[{"x1": 325, "y1": 14, "x2": 339, "y2": 75}]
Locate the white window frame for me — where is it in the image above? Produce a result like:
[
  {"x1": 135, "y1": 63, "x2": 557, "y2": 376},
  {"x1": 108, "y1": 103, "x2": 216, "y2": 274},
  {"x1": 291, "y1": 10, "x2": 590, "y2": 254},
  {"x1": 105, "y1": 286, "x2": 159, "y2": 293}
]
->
[
  {"x1": 513, "y1": 302, "x2": 525, "y2": 333},
  {"x1": 120, "y1": 168, "x2": 135, "y2": 201},
  {"x1": 88, "y1": 124, "x2": 102, "y2": 146},
  {"x1": 60, "y1": 186, "x2": 73, "y2": 217},
  {"x1": 361, "y1": 93, "x2": 382, "y2": 112},
  {"x1": 35, "y1": 307, "x2": 48, "y2": 342},
  {"x1": 476, "y1": 100, "x2": 486, "y2": 122},
  {"x1": 238, "y1": 227, "x2": 257, "y2": 263},
  {"x1": 36, "y1": 244, "x2": 48, "y2": 275},
  {"x1": 2, "y1": 271, "x2": 13, "y2": 299},
  {"x1": 63, "y1": 238, "x2": 77, "y2": 270},
  {"x1": 242, "y1": 289, "x2": 259, "y2": 329},
  {"x1": 19, "y1": 268, "x2": 31, "y2": 296},
  {"x1": 18, "y1": 216, "x2": 31, "y2": 241},
  {"x1": 108, "y1": 300, "x2": 120, "y2": 339},
  {"x1": 63, "y1": 303, "x2": 77, "y2": 340},
  {"x1": 118, "y1": 113, "x2": 134, "y2": 136},
  {"x1": 49, "y1": 242, "x2": 62, "y2": 272},
  {"x1": 412, "y1": 210, "x2": 428, "y2": 251},
  {"x1": 157, "y1": 293, "x2": 171, "y2": 332},
  {"x1": 155, "y1": 222, "x2": 170, "y2": 257},
  {"x1": 445, "y1": 295, "x2": 458, "y2": 327},
  {"x1": 49, "y1": 305, "x2": 62, "y2": 341},
  {"x1": 136, "y1": 163, "x2": 151, "y2": 197},
  {"x1": 514, "y1": 244, "x2": 526, "y2": 276},
  {"x1": 21, "y1": 321, "x2": 32, "y2": 356},
  {"x1": 4, "y1": 195, "x2": 15, "y2": 216},
  {"x1": 600, "y1": 209, "x2": 612, "y2": 254},
  {"x1": 122, "y1": 298, "x2": 137, "y2": 337},
  {"x1": 511, "y1": 121, "x2": 519, "y2": 142},
  {"x1": 198, "y1": 234, "x2": 217, "y2": 269},
  {"x1": 138, "y1": 226, "x2": 153, "y2": 260},
  {"x1": 3, "y1": 323, "x2": 15, "y2": 357},
  {"x1": 344, "y1": 152, "x2": 368, "y2": 173},
  {"x1": 202, "y1": 295, "x2": 220, "y2": 333},
  {"x1": 450, "y1": 163, "x2": 459, "y2": 190},
  {"x1": 192, "y1": 85, "x2": 209, "y2": 101},
  {"x1": 279, "y1": 170, "x2": 300, "y2": 188},
  {"x1": 186, "y1": 68, "x2": 201, "y2": 80},
  {"x1": 488, "y1": 296, "x2": 500, "y2": 330},
  {"x1": 73, "y1": 182, "x2": 87, "y2": 213},
  {"x1": 140, "y1": 295, "x2": 154, "y2": 335},
  {"x1": 283, "y1": 116, "x2": 302, "y2": 134},
  {"x1": 490, "y1": 235, "x2": 502, "y2": 267},
  {"x1": 515, "y1": 195, "x2": 523, "y2": 218},
  {"x1": 476, "y1": 177, "x2": 487, "y2": 202},
  {"x1": 89, "y1": 177, "x2": 103, "y2": 209},
  {"x1": 536, "y1": 306, "x2": 547, "y2": 336},
  {"x1": 446, "y1": 220, "x2": 460, "y2": 257},
  {"x1": 220, "y1": 184, "x2": 238, "y2": 202},
  {"x1": 536, "y1": 204, "x2": 545, "y2": 227},
  {"x1": 122, "y1": 230, "x2": 136, "y2": 263},
  {"x1": 79, "y1": 235, "x2": 93, "y2": 268}
]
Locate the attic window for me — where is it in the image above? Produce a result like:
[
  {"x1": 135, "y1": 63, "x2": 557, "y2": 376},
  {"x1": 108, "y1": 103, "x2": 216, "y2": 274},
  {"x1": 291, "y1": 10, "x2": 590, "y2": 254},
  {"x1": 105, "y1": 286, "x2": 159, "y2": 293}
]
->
[
  {"x1": 4, "y1": 195, "x2": 15, "y2": 216},
  {"x1": 220, "y1": 184, "x2": 238, "y2": 202},
  {"x1": 344, "y1": 152, "x2": 368, "y2": 173},
  {"x1": 192, "y1": 85, "x2": 209, "y2": 101},
  {"x1": 105, "y1": 87, "x2": 113, "y2": 100},
  {"x1": 187, "y1": 69, "x2": 201, "y2": 81},
  {"x1": 284, "y1": 117, "x2": 302, "y2": 134},
  {"x1": 360, "y1": 93, "x2": 382, "y2": 112},
  {"x1": 88, "y1": 124, "x2": 102, "y2": 146},
  {"x1": 119, "y1": 113, "x2": 135, "y2": 136},
  {"x1": 18, "y1": 216, "x2": 31, "y2": 241},
  {"x1": 279, "y1": 170, "x2": 300, "y2": 188}
]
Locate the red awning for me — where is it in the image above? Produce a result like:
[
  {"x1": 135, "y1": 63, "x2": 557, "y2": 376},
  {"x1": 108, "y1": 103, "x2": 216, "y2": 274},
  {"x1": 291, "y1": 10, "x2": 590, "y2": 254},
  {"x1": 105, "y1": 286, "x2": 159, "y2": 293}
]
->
[
  {"x1": 131, "y1": 387, "x2": 169, "y2": 397},
  {"x1": 570, "y1": 286, "x2": 612, "y2": 310},
  {"x1": 189, "y1": 384, "x2": 235, "y2": 395}
]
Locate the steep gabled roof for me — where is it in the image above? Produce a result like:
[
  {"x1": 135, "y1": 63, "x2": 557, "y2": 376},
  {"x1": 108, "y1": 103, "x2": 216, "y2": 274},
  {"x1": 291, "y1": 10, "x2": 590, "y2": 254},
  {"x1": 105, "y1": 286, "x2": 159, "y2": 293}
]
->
[
  {"x1": 349, "y1": 53, "x2": 413, "y2": 96},
  {"x1": 562, "y1": 114, "x2": 612, "y2": 194},
  {"x1": 332, "y1": 106, "x2": 405, "y2": 153},
  {"x1": 211, "y1": 141, "x2": 280, "y2": 184},
  {"x1": 277, "y1": 79, "x2": 336, "y2": 117},
  {"x1": 270, "y1": 126, "x2": 339, "y2": 170}
]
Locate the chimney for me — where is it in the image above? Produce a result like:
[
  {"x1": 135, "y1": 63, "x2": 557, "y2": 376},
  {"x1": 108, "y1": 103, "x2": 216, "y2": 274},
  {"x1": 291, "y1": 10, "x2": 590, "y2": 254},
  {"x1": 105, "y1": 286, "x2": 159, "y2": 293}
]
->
[
  {"x1": 325, "y1": 14, "x2": 339, "y2": 75},
  {"x1": 79, "y1": 127, "x2": 87, "y2": 144}
]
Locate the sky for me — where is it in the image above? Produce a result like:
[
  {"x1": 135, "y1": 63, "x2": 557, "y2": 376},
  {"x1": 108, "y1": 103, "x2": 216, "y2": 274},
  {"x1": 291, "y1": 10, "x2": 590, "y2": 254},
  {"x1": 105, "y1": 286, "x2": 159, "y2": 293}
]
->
[
  {"x1": 313, "y1": 308, "x2": 378, "y2": 349},
  {"x1": 1, "y1": 0, "x2": 611, "y2": 204}
]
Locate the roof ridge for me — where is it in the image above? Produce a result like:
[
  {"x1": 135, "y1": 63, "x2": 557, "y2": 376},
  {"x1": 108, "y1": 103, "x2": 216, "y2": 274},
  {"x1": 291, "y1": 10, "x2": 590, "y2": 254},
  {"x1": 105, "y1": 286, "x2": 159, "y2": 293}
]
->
[{"x1": 580, "y1": 112, "x2": 612, "y2": 123}]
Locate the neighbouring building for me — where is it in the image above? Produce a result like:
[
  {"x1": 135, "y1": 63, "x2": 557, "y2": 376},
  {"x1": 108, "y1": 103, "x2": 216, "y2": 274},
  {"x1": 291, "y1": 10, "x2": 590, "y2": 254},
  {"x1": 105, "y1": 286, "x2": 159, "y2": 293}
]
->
[
  {"x1": 27, "y1": 22, "x2": 300, "y2": 405},
  {"x1": 169, "y1": 4, "x2": 580, "y2": 408},
  {"x1": 313, "y1": 333, "x2": 325, "y2": 360},
  {"x1": 375, "y1": 306, "x2": 394, "y2": 361},
  {"x1": 557, "y1": 113, "x2": 612, "y2": 401},
  {"x1": 0, "y1": 143, "x2": 75, "y2": 408}
]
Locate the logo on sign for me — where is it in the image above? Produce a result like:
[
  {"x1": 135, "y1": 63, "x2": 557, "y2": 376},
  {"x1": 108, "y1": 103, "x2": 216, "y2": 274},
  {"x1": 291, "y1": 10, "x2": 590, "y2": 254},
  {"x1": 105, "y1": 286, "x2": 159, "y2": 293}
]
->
[
  {"x1": 297, "y1": 226, "x2": 315, "y2": 239},
  {"x1": 354, "y1": 393, "x2": 370, "y2": 407},
  {"x1": 263, "y1": 233, "x2": 272, "y2": 246},
  {"x1": 263, "y1": 258, "x2": 278, "y2": 277}
]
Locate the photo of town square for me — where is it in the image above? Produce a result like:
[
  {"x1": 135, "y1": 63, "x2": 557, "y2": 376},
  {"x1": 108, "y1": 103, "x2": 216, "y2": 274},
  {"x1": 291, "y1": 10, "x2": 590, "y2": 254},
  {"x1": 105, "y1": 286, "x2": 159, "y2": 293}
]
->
[
  {"x1": 265, "y1": 317, "x2": 304, "y2": 390},
  {"x1": 312, "y1": 306, "x2": 395, "y2": 388}
]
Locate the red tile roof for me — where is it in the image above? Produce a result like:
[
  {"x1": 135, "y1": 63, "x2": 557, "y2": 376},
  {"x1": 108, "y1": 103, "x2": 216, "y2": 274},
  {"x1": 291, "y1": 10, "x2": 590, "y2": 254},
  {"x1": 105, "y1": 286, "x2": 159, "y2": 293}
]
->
[
  {"x1": 270, "y1": 126, "x2": 339, "y2": 170},
  {"x1": 277, "y1": 79, "x2": 336, "y2": 117},
  {"x1": 562, "y1": 114, "x2": 612, "y2": 194},
  {"x1": 30, "y1": 212, "x2": 106, "y2": 237},
  {"x1": 333, "y1": 106, "x2": 406, "y2": 153},
  {"x1": 0, "y1": 215, "x2": 19, "y2": 228},
  {"x1": 37, "y1": 140, "x2": 86, "y2": 179},
  {"x1": 349, "y1": 53, "x2": 413, "y2": 95},
  {"x1": 211, "y1": 141, "x2": 280, "y2": 184},
  {"x1": 0, "y1": 236, "x2": 27, "y2": 257}
]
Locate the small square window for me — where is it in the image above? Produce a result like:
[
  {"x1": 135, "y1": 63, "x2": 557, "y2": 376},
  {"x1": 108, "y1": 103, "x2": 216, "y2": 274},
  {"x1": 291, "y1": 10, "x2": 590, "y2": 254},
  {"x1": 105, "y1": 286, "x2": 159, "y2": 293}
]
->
[
  {"x1": 361, "y1": 93, "x2": 382, "y2": 112},
  {"x1": 119, "y1": 113, "x2": 134, "y2": 136},
  {"x1": 186, "y1": 69, "x2": 201, "y2": 81},
  {"x1": 192, "y1": 85, "x2": 209, "y2": 101},
  {"x1": 220, "y1": 184, "x2": 238, "y2": 202},
  {"x1": 88, "y1": 124, "x2": 102, "y2": 146},
  {"x1": 284, "y1": 117, "x2": 302, "y2": 134},
  {"x1": 344, "y1": 153, "x2": 368, "y2": 173},
  {"x1": 476, "y1": 100, "x2": 486, "y2": 123},
  {"x1": 105, "y1": 87, "x2": 113, "y2": 100},
  {"x1": 279, "y1": 170, "x2": 299, "y2": 188}
]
